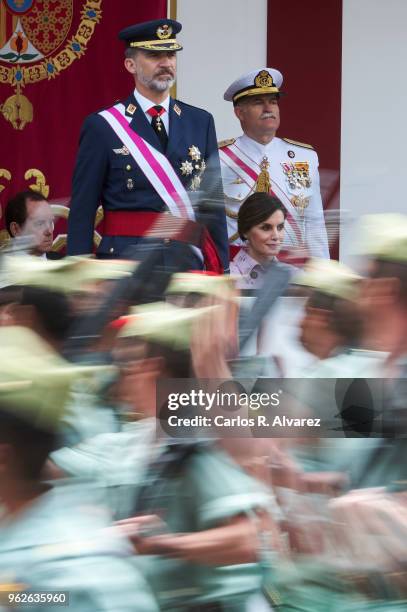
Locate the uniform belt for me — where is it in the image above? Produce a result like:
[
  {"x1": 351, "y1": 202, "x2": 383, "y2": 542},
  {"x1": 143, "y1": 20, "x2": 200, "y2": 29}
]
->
[{"x1": 101, "y1": 211, "x2": 203, "y2": 248}]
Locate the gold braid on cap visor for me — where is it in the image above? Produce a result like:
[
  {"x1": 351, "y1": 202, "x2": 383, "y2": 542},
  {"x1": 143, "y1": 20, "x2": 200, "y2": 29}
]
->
[
  {"x1": 129, "y1": 39, "x2": 182, "y2": 50},
  {"x1": 233, "y1": 86, "x2": 280, "y2": 103}
]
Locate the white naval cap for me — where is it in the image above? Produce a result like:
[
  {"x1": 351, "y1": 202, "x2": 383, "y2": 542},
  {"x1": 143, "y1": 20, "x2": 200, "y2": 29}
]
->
[{"x1": 223, "y1": 67, "x2": 283, "y2": 104}]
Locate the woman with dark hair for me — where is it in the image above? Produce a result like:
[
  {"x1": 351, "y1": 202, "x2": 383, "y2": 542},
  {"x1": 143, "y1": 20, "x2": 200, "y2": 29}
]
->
[{"x1": 230, "y1": 192, "x2": 290, "y2": 288}]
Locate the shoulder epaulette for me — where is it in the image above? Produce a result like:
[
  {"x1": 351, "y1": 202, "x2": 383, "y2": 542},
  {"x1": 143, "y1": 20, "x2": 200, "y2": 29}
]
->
[
  {"x1": 283, "y1": 138, "x2": 314, "y2": 150},
  {"x1": 218, "y1": 138, "x2": 236, "y2": 149},
  {"x1": 94, "y1": 99, "x2": 121, "y2": 114}
]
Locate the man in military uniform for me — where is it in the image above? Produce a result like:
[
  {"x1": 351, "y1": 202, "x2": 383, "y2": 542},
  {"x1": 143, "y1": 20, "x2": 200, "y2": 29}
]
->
[
  {"x1": 0, "y1": 325, "x2": 159, "y2": 612},
  {"x1": 67, "y1": 19, "x2": 228, "y2": 273},
  {"x1": 51, "y1": 302, "x2": 281, "y2": 611},
  {"x1": 220, "y1": 68, "x2": 329, "y2": 262}
]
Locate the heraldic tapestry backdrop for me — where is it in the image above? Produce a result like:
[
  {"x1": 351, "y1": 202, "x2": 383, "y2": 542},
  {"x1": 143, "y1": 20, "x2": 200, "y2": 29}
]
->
[{"x1": 0, "y1": 0, "x2": 166, "y2": 250}]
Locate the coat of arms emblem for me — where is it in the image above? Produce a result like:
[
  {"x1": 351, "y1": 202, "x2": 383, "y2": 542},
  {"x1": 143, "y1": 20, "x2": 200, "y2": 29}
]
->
[{"x1": 0, "y1": 0, "x2": 102, "y2": 129}]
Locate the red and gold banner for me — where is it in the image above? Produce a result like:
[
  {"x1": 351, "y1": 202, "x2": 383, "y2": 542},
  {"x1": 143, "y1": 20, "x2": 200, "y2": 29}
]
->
[{"x1": 0, "y1": 0, "x2": 166, "y2": 248}]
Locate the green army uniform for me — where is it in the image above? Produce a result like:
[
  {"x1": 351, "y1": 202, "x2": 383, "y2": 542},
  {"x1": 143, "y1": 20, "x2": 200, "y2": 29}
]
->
[
  {"x1": 338, "y1": 216, "x2": 407, "y2": 611},
  {"x1": 0, "y1": 481, "x2": 159, "y2": 612},
  {"x1": 133, "y1": 445, "x2": 279, "y2": 611},
  {"x1": 0, "y1": 326, "x2": 159, "y2": 612},
  {"x1": 59, "y1": 368, "x2": 120, "y2": 447},
  {"x1": 0, "y1": 254, "x2": 136, "y2": 446},
  {"x1": 288, "y1": 347, "x2": 388, "y2": 481},
  {"x1": 53, "y1": 302, "x2": 284, "y2": 611},
  {"x1": 51, "y1": 418, "x2": 157, "y2": 520},
  {"x1": 51, "y1": 425, "x2": 280, "y2": 611},
  {"x1": 273, "y1": 259, "x2": 391, "y2": 611},
  {"x1": 287, "y1": 258, "x2": 387, "y2": 478},
  {"x1": 281, "y1": 247, "x2": 407, "y2": 610}
]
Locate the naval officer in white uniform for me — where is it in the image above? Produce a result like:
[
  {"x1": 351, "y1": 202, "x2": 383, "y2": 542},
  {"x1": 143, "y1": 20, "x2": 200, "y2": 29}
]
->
[{"x1": 219, "y1": 67, "x2": 329, "y2": 262}]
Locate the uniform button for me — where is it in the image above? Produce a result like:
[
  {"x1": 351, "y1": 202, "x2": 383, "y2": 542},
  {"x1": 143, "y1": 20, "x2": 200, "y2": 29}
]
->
[
  {"x1": 109, "y1": 247, "x2": 114, "y2": 253},
  {"x1": 125, "y1": 164, "x2": 132, "y2": 171},
  {"x1": 250, "y1": 270, "x2": 258, "y2": 279},
  {"x1": 163, "y1": 238, "x2": 171, "y2": 244}
]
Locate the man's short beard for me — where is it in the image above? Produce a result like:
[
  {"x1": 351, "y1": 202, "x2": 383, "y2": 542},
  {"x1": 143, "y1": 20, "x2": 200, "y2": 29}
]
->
[
  {"x1": 150, "y1": 77, "x2": 175, "y2": 92},
  {"x1": 137, "y1": 70, "x2": 175, "y2": 93}
]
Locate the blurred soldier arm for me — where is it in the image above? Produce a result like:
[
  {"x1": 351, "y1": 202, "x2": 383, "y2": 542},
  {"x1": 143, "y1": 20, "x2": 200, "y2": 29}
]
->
[{"x1": 117, "y1": 513, "x2": 264, "y2": 565}]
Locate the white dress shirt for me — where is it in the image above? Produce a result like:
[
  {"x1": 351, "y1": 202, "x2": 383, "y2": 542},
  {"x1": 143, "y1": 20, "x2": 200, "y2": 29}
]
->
[{"x1": 134, "y1": 88, "x2": 170, "y2": 133}]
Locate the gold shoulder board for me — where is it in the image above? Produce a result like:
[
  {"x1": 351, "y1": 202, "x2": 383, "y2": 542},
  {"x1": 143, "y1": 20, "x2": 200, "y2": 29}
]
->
[
  {"x1": 218, "y1": 138, "x2": 236, "y2": 149},
  {"x1": 283, "y1": 138, "x2": 314, "y2": 150}
]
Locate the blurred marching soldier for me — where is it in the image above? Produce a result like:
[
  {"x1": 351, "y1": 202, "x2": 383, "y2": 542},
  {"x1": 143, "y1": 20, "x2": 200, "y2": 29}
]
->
[
  {"x1": 325, "y1": 214, "x2": 407, "y2": 609},
  {"x1": 67, "y1": 19, "x2": 229, "y2": 273},
  {"x1": 220, "y1": 68, "x2": 329, "y2": 262},
  {"x1": 51, "y1": 302, "x2": 283, "y2": 611},
  {"x1": 0, "y1": 255, "x2": 141, "y2": 444},
  {"x1": 273, "y1": 217, "x2": 407, "y2": 611},
  {"x1": 0, "y1": 326, "x2": 159, "y2": 612}
]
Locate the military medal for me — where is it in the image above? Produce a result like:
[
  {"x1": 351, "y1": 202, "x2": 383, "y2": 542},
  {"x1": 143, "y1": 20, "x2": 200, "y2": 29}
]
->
[
  {"x1": 188, "y1": 145, "x2": 201, "y2": 161},
  {"x1": 281, "y1": 162, "x2": 311, "y2": 190},
  {"x1": 180, "y1": 161, "x2": 193, "y2": 175},
  {"x1": 291, "y1": 193, "x2": 310, "y2": 215},
  {"x1": 281, "y1": 162, "x2": 311, "y2": 239},
  {"x1": 180, "y1": 146, "x2": 206, "y2": 191},
  {"x1": 190, "y1": 175, "x2": 202, "y2": 191}
]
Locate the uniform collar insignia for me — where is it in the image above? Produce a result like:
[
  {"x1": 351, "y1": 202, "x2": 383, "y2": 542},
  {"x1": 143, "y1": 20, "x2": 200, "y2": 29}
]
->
[
  {"x1": 173, "y1": 103, "x2": 181, "y2": 116},
  {"x1": 126, "y1": 103, "x2": 137, "y2": 116}
]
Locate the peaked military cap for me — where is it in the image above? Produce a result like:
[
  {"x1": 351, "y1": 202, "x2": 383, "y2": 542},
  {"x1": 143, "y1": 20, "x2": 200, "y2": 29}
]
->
[
  {"x1": 355, "y1": 214, "x2": 407, "y2": 263},
  {"x1": 118, "y1": 18, "x2": 183, "y2": 51},
  {"x1": 224, "y1": 67, "x2": 283, "y2": 104}
]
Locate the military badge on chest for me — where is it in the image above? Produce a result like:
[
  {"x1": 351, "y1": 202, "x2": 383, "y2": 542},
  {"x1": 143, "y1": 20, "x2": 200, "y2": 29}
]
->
[
  {"x1": 281, "y1": 161, "x2": 311, "y2": 215},
  {"x1": 180, "y1": 145, "x2": 206, "y2": 191},
  {"x1": 281, "y1": 162, "x2": 311, "y2": 190}
]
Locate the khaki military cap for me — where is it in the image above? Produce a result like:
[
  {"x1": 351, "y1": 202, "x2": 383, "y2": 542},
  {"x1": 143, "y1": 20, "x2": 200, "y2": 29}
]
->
[
  {"x1": 0, "y1": 326, "x2": 115, "y2": 431},
  {"x1": 0, "y1": 255, "x2": 135, "y2": 293},
  {"x1": 118, "y1": 301, "x2": 217, "y2": 350},
  {"x1": 166, "y1": 271, "x2": 236, "y2": 299},
  {"x1": 293, "y1": 258, "x2": 361, "y2": 300},
  {"x1": 355, "y1": 214, "x2": 407, "y2": 263}
]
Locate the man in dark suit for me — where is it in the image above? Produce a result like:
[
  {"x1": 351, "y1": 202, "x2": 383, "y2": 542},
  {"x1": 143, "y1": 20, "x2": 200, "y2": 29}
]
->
[
  {"x1": 5, "y1": 190, "x2": 55, "y2": 258},
  {"x1": 67, "y1": 19, "x2": 229, "y2": 273}
]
